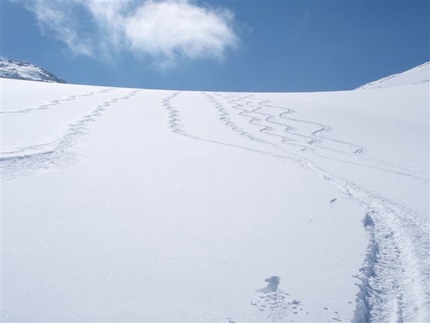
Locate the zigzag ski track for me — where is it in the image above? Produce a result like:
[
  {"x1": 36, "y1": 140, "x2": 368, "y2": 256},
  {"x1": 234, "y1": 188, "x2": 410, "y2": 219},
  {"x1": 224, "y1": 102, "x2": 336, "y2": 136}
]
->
[
  {"x1": 162, "y1": 91, "x2": 430, "y2": 323},
  {"x1": 2, "y1": 80, "x2": 428, "y2": 322}
]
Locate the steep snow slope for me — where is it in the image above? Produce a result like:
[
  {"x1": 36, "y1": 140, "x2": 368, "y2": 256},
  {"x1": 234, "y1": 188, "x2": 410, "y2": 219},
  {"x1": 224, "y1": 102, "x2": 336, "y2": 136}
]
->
[
  {"x1": 1, "y1": 69, "x2": 429, "y2": 322},
  {"x1": 0, "y1": 58, "x2": 66, "y2": 83},
  {"x1": 358, "y1": 62, "x2": 429, "y2": 89}
]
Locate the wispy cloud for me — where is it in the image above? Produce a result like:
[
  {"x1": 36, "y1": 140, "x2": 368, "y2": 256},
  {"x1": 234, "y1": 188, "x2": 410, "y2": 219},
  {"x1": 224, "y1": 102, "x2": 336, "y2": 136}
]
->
[{"x1": 15, "y1": 0, "x2": 240, "y2": 67}]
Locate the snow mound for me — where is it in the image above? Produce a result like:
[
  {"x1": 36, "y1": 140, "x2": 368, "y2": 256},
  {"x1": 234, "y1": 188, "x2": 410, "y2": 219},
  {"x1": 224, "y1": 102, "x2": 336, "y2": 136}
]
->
[
  {"x1": 0, "y1": 58, "x2": 66, "y2": 83},
  {"x1": 357, "y1": 62, "x2": 429, "y2": 89}
]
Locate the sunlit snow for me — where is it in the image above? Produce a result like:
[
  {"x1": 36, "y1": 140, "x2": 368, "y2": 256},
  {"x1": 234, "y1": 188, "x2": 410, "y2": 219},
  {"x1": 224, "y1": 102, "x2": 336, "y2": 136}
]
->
[{"x1": 1, "y1": 63, "x2": 429, "y2": 322}]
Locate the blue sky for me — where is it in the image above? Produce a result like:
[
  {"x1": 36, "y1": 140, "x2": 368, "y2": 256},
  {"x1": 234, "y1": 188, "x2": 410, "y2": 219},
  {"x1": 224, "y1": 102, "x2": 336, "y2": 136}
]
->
[{"x1": 1, "y1": 0, "x2": 429, "y2": 92}]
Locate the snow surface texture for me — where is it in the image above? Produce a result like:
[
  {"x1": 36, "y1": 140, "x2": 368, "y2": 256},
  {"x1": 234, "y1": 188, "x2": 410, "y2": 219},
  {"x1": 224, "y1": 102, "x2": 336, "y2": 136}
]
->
[
  {"x1": 0, "y1": 58, "x2": 66, "y2": 83},
  {"x1": 1, "y1": 63, "x2": 429, "y2": 322},
  {"x1": 357, "y1": 62, "x2": 429, "y2": 89}
]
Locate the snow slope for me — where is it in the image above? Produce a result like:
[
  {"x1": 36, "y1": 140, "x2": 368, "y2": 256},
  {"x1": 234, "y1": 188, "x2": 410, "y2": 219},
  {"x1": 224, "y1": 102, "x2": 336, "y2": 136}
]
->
[
  {"x1": 358, "y1": 62, "x2": 429, "y2": 89},
  {"x1": 1, "y1": 66, "x2": 429, "y2": 322},
  {"x1": 0, "y1": 58, "x2": 66, "y2": 83}
]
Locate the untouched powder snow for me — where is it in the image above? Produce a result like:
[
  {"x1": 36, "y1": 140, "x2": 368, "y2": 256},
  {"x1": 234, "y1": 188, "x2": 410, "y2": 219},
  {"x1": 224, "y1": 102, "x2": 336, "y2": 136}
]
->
[
  {"x1": 357, "y1": 62, "x2": 429, "y2": 89},
  {"x1": 1, "y1": 66, "x2": 429, "y2": 322}
]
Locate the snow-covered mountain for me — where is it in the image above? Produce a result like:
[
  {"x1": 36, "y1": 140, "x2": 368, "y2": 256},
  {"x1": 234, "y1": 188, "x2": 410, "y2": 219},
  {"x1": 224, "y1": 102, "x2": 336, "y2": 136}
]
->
[
  {"x1": 357, "y1": 61, "x2": 429, "y2": 89},
  {"x1": 1, "y1": 64, "x2": 429, "y2": 322},
  {"x1": 0, "y1": 58, "x2": 66, "y2": 83}
]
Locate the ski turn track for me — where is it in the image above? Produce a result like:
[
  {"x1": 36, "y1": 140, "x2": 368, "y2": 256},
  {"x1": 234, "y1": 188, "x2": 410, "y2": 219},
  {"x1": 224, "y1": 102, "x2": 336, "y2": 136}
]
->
[
  {"x1": 0, "y1": 88, "x2": 113, "y2": 115},
  {"x1": 1, "y1": 89, "x2": 141, "y2": 181},
  {"x1": 162, "y1": 91, "x2": 430, "y2": 323},
  {"x1": 211, "y1": 93, "x2": 428, "y2": 184}
]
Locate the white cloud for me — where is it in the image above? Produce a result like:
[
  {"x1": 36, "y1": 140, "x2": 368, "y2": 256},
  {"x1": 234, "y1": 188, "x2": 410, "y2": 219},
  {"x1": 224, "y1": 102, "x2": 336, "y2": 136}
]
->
[
  {"x1": 125, "y1": 1, "x2": 237, "y2": 60},
  {"x1": 16, "y1": 0, "x2": 240, "y2": 67},
  {"x1": 20, "y1": 1, "x2": 95, "y2": 56}
]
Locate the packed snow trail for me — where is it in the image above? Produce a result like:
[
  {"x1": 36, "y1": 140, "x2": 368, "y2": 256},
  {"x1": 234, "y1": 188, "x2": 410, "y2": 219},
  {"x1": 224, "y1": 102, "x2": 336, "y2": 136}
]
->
[{"x1": 162, "y1": 90, "x2": 430, "y2": 323}]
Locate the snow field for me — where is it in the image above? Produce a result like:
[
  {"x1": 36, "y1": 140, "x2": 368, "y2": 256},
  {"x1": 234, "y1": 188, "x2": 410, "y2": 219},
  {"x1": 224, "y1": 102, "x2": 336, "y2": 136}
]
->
[{"x1": 1, "y1": 70, "x2": 429, "y2": 322}]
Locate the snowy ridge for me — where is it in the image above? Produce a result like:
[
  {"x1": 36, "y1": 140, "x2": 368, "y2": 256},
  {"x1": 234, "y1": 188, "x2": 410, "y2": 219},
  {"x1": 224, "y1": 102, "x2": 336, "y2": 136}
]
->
[
  {"x1": 0, "y1": 58, "x2": 66, "y2": 83},
  {"x1": 1, "y1": 70, "x2": 429, "y2": 322},
  {"x1": 358, "y1": 62, "x2": 429, "y2": 89}
]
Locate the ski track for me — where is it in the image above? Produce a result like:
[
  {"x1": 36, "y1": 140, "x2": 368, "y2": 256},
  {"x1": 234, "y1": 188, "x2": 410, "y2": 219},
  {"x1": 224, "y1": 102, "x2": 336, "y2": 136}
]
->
[
  {"x1": 2, "y1": 87, "x2": 427, "y2": 322},
  {"x1": 211, "y1": 93, "x2": 428, "y2": 184},
  {"x1": 0, "y1": 89, "x2": 141, "y2": 181},
  {"x1": 214, "y1": 92, "x2": 364, "y2": 154},
  {"x1": 0, "y1": 88, "x2": 113, "y2": 114},
  {"x1": 162, "y1": 91, "x2": 430, "y2": 323}
]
